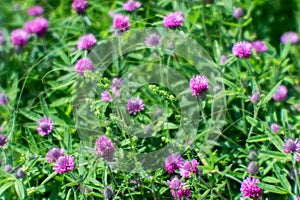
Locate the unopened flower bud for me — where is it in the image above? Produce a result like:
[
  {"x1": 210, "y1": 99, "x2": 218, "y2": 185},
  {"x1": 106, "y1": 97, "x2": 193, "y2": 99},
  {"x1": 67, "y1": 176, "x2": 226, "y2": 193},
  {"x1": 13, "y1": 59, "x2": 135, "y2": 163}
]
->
[
  {"x1": 247, "y1": 161, "x2": 258, "y2": 174},
  {"x1": 103, "y1": 185, "x2": 114, "y2": 200}
]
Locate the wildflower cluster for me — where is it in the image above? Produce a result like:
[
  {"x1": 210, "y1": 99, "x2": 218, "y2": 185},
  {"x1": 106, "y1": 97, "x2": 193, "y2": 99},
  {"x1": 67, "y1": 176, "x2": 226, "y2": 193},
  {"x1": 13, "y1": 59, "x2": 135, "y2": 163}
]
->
[{"x1": 165, "y1": 154, "x2": 199, "y2": 199}]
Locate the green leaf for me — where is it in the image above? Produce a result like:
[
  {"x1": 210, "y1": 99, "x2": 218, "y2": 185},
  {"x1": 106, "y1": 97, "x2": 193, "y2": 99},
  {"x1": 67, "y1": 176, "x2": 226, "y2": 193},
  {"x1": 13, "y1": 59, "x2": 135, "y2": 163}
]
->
[
  {"x1": 50, "y1": 80, "x2": 75, "y2": 90},
  {"x1": 222, "y1": 22, "x2": 240, "y2": 27},
  {"x1": 63, "y1": 126, "x2": 72, "y2": 153},
  {"x1": 41, "y1": 172, "x2": 56, "y2": 185},
  {"x1": 15, "y1": 179, "x2": 26, "y2": 200},
  {"x1": 163, "y1": 122, "x2": 179, "y2": 130},
  {"x1": 58, "y1": 50, "x2": 71, "y2": 66},
  {"x1": 50, "y1": 97, "x2": 71, "y2": 107},
  {"x1": 281, "y1": 109, "x2": 288, "y2": 130},
  {"x1": 241, "y1": 18, "x2": 252, "y2": 27},
  {"x1": 212, "y1": 40, "x2": 221, "y2": 63},
  {"x1": 0, "y1": 181, "x2": 14, "y2": 195},
  {"x1": 40, "y1": 96, "x2": 50, "y2": 116},
  {"x1": 264, "y1": 123, "x2": 284, "y2": 152},
  {"x1": 19, "y1": 110, "x2": 40, "y2": 121},
  {"x1": 79, "y1": 142, "x2": 84, "y2": 178},
  {"x1": 262, "y1": 176, "x2": 280, "y2": 184},
  {"x1": 246, "y1": 134, "x2": 269, "y2": 143},
  {"x1": 24, "y1": 127, "x2": 38, "y2": 153},
  {"x1": 57, "y1": 73, "x2": 75, "y2": 82},
  {"x1": 246, "y1": 116, "x2": 258, "y2": 127},
  {"x1": 257, "y1": 183, "x2": 288, "y2": 194},
  {"x1": 280, "y1": 42, "x2": 291, "y2": 60},
  {"x1": 217, "y1": 77, "x2": 238, "y2": 90},
  {"x1": 66, "y1": 188, "x2": 72, "y2": 200},
  {"x1": 274, "y1": 164, "x2": 291, "y2": 193},
  {"x1": 83, "y1": 16, "x2": 91, "y2": 26},
  {"x1": 63, "y1": 180, "x2": 81, "y2": 188},
  {"x1": 258, "y1": 150, "x2": 287, "y2": 160}
]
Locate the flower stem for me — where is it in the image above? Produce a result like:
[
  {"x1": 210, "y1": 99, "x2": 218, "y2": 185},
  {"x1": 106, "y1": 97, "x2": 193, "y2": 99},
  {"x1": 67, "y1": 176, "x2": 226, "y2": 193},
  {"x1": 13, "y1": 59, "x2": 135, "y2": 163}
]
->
[
  {"x1": 108, "y1": 164, "x2": 118, "y2": 186},
  {"x1": 248, "y1": 105, "x2": 260, "y2": 138},
  {"x1": 245, "y1": 59, "x2": 259, "y2": 92},
  {"x1": 70, "y1": 171, "x2": 77, "y2": 181},
  {"x1": 198, "y1": 97, "x2": 208, "y2": 127}
]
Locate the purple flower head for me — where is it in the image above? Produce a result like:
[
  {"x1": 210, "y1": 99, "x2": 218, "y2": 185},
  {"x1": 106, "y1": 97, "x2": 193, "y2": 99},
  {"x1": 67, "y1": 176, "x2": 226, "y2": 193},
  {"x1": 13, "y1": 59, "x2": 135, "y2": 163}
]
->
[
  {"x1": 174, "y1": 189, "x2": 192, "y2": 199},
  {"x1": 77, "y1": 34, "x2": 97, "y2": 50},
  {"x1": 123, "y1": 0, "x2": 141, "y2": 12},
  {"x1": 163, "y1": 11, "x2": 185, "y2": 29},
  {"x1": 113, "y1": 14, "x2": 130, "y2": 32},
  {"x1": 232, "y1": 41, "x2": 252, "y2": 58},
  {"x1": 75, "y1": 58, "x2": 93, "y2": 76},
  {"x1": 10, "y1": 29, "x2": 28, "y2": 48},
  {"x1": 110, "y1": 78, "x2": 123, "y2": 98},
  {"x1": 145, "y1": 33, "x2": 161, "y2": 47},
  {"x1": 233, "y1": 7, "x2": 244, "y2": 19},
  {"x1": 270, "y1": 123, "x2": 280, "y2": 133},
  {"x1": 0, "y1": 133, "x2": 8, "y2": 148},
  {"x1": 46, "y1": 147, "x2": 65, "y2": 163},
  {"x1": 297, "y1": 197, "x2": 300, "y2": 200},
  {"x1": 53, "y1": 155, "x2": 75, "y2": 174},
  {"x1": 167, "y1": 176, "x2": 184, "y2": 190},
  {"x1": 111, "y1": 85, "x2": 120, "y2": 98},
  {"x1": 72, "y1": 0, "x2": 88, "y2": 14},
  {"x1": 247, "y1": 161, "x2": 258, "y2": 175},
  {"x1": 240, "y1": 177, "x2": 262, "y2": 198},
  {"x1": 101, "y1": 90, "x2": 112, "y2": 102},
  {"x1": 281, "y1": 32, "x2": 299, "y2": 44},
  {"x1": 219, "y1": 54, "x2": 228, "y2": 65},
  {"x1": 273, "y1": 85, "x2": 288, "y2": 101},
  {"x1": 25, "y1": 17, "x2": 48, "y2": 37},
  {"x1": 165, "y1": 154, "x2": 184, "y2": 174},
  {"x1": 189, "y1": 74, "x2": 209, "y2": 97},
  {"x1": 0, "y1": 30, "x2": 6, "y2": 45},
  {"x1": 252, "y1": 40, "x2": 268, "y2": 53},
  {"x1": 95, "y1": 136, "x2": 114, "y2": 160},
  {"x1": 111, "y1": 77, "x2": 124, "y2": 89},
  {"x1": 249, "y1": 91, "x2": 260, "y2": 104},
  {"x1": 37, "y1": 116, "x2": 54, "y2": 137},
  {"x1": 167, "y1": 177, "x2": 191, "y2": 199},
  {"x1": 283, "y1": 138, "x2": 298, "y2": 153},
  {"x1": 179, "y1": 159, "x2": 199, "y2": 178},
  {"x1": 127, "y1": 97, "x2": 145, "y2": 115},
  {"x1": 27, "y1": 5, "x2": 44, "y2": 16},
  {"x1": 297, "y1": 142, "x2": 300, "y2": 153},
  {"x1": 0, "y1": 93, "x2": 8, "y2": 105},
  {"x1": 296, "y1": 155, "x2": 300, "y2": 162}
]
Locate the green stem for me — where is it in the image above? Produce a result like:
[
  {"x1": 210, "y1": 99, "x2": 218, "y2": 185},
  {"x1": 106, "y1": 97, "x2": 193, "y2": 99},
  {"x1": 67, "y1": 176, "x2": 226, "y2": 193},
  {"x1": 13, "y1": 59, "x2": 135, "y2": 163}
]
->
[
  {"x1": 245, "y1": 59, "x2": 259, "y2": 92},
  {"x1": 241, "y1": 98, "x2": 247, "y2": 135},
  {"x1": 198, "y1": 97, "x2": 208, "y2": 127},
  {"x1": 70, "y1": 171, "x2": 77, "y2": 181},
  {"x1": 108, "y1": 164, "x2": 118, "y2": 186},
  {"x1": 248, "y1": 105, "x2": 260, "y2": 138}
]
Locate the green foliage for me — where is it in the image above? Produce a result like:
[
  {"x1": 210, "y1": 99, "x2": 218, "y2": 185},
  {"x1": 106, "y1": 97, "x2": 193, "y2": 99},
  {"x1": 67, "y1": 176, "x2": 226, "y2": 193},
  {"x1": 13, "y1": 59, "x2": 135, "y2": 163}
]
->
[{"x1": 0, "y1": 0, "x2": 300, "y2": 199}]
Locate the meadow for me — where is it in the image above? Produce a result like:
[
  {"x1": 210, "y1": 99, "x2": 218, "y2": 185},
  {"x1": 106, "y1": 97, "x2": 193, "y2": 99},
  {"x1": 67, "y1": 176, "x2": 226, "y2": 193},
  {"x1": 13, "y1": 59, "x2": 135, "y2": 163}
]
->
[{"x1": 0, "y1": 0, "x2": 300, "y2": 199}]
